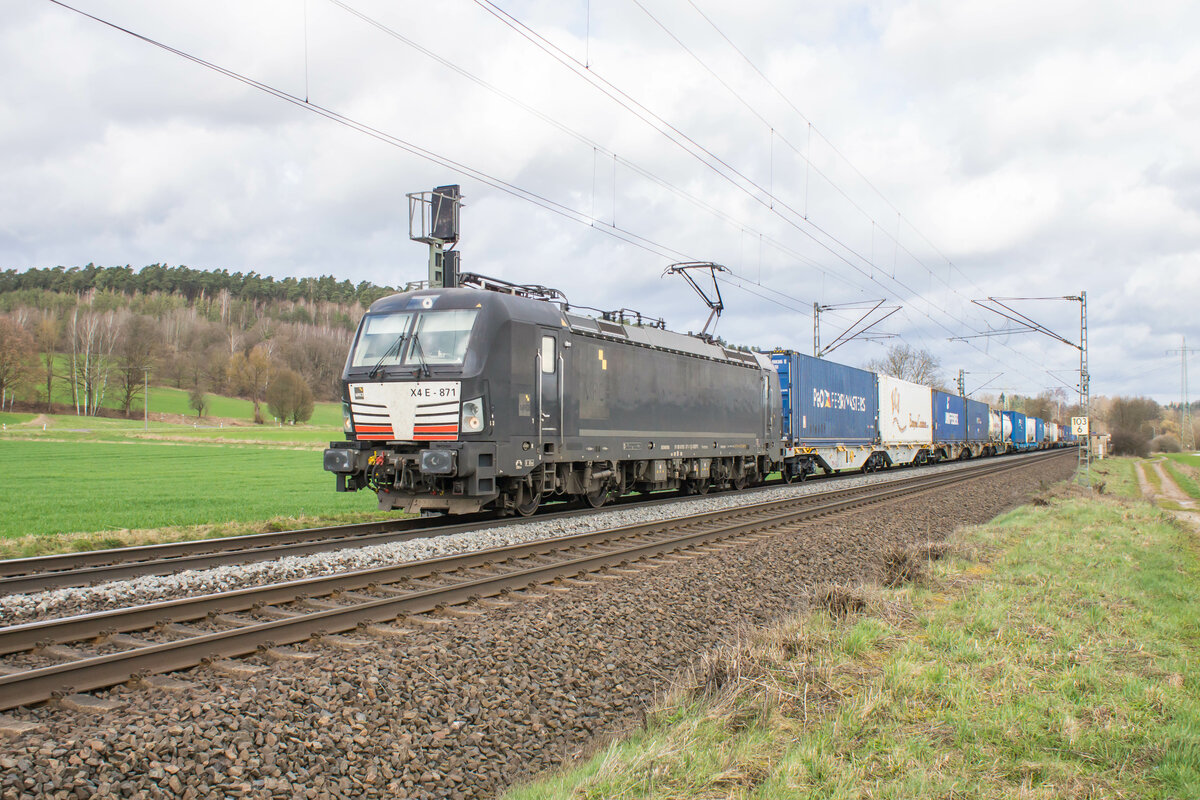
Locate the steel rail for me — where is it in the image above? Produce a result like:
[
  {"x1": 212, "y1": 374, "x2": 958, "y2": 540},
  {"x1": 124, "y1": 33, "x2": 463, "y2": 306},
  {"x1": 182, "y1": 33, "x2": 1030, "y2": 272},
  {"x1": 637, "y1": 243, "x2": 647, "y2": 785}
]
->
[{"x1": 0, "y1": 450, "x2": 1070, "y2": 711}]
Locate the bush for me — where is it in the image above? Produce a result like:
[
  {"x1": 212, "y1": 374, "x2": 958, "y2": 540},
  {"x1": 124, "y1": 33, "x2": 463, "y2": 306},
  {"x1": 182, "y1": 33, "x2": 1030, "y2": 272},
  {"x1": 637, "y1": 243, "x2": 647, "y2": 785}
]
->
[
  {"x1": 1151, "y1": 434, "x2": 1181, "y2": 453},
  {"x1": 1109, "y1": 430, "x2": 1150, "y2": 457},
  {"x1": 266, "y1": 368, "x2": 314, "y2": 424}
]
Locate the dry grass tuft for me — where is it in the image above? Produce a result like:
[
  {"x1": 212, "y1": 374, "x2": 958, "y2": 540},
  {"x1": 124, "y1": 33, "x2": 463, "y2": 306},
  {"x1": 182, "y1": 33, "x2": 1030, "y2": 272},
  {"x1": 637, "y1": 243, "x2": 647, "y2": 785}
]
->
[
  {"x1": 910, "y1": 540, "x2": 952, "y2": 562},
  {"x1": 813, "y1": 584, "x2": 867, "y2": 618},
  {"x1": 881, "y1": 547, "x2": 925, "y2": 587}
]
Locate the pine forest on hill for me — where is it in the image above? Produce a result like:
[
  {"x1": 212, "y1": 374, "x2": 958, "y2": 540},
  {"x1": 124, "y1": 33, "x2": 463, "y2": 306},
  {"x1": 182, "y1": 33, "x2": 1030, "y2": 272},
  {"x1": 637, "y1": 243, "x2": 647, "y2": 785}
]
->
[{"x1": 0, "y1": 264, "x2": 399, "y2": 423}]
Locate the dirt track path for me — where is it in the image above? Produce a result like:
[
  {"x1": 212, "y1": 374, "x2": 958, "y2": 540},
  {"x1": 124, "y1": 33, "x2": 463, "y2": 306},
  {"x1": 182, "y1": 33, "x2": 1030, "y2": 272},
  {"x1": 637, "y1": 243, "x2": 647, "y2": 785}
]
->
[
  {"x1": 1151, "y1": 460, "x2": 1197, "y2": 509},
  {"x1": 1135, "y1": 460, "x2": 1154, "y2": 499},
  {"x1": 1139, "y1": 457, "x2": 1200, "y2": 531}
]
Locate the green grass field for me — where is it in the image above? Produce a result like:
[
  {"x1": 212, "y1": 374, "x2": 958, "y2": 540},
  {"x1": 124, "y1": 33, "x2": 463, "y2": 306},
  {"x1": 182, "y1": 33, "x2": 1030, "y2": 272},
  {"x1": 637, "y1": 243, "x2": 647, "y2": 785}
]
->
[
  {"x1": 508, "y1": 472, "x2": 1200, "y2": 799},
  {"x1": 0, "y1": 440, "x2": 386, "y2": 547}
]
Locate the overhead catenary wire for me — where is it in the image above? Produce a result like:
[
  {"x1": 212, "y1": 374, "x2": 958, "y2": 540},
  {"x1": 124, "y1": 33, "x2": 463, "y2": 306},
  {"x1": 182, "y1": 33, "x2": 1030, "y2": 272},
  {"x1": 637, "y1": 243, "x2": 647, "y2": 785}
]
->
[
  {"x1": 52, "y1": 0, "x2": 1077, "y2": 395},
  {"x1": 325, "y1": 0, "x2": 864, "y2": 295},
  {"x1": 466, "y1": 0, "x2": 1071, "y2": 386},
  {"x1": 45, "y1": 0, "x2": 703, "y2": 268},
  {"x1": 670, "y1": 0, "x2": 1050, "y2": 358},
  {"x1": 681, "y1": 0, "x2": 999, "y2": 314}
]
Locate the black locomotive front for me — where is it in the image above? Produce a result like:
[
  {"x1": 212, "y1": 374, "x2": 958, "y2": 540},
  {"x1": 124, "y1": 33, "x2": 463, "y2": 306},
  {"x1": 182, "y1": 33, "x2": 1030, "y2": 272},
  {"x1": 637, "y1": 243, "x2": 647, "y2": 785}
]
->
[
  {"x1": 324, "y1": 287, "x2": 567, "y2": 514},
  {"x1": 325, "y1": 285, "x2": 783, "y2": 515}
]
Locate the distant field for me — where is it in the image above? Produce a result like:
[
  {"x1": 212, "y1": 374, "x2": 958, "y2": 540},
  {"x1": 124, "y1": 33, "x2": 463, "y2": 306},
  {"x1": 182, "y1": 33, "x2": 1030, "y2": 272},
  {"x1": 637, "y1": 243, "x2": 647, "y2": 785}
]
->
[
  {"x1": 0, "y1": 440, "x2": 382, "y2": 540},
  {"x1": 1, "y1": 392, "x2": 343, "y2": 447},
  {"x1": 20, "y1": 358, "x2": 342, "y2": 427},
  {"x1": 140, "y1": 386, "x2": 339, "y2": 428},
  {"x1": 1165, "y1": 452, "x2": 1200, "y2": 469}
]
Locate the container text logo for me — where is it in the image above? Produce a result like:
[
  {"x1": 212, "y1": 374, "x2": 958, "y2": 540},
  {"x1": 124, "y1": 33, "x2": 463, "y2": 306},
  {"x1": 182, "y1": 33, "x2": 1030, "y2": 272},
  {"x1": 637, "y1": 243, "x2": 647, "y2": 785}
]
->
[{"x1": 813, "y1": 388, "x2": 867, "y2": 412}]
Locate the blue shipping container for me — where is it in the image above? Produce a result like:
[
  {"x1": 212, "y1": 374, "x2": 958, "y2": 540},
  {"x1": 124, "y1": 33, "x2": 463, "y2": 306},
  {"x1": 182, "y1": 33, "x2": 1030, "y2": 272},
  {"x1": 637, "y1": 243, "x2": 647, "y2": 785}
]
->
[
  {"x1": 768, "y1": 351, "x2": 877, "y2": 445},
  {"x1": 1001, "y1": 410, "x2": 1027, "y2": 444},
  {"x1": 965, "y1": 398, "x2": 990, "y2": 442},
  {"x1": 932, "y1": 390, "x2": 965, "y2": 443},
  {"x1": 1034, "y1": 417, "x2": 1045, "y2": 443}
]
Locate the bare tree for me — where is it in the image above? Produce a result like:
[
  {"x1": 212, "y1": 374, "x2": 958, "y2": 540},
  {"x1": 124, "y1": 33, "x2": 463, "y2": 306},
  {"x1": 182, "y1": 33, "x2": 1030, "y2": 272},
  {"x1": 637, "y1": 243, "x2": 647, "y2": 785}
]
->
[
  {"x1": 865, "y1": 344, "x2": 945, "y2": 388},
  {"x1": 1016, "y1": 392, "x2": 1056, "y2": 421},
  {"x1": 226, "y1": 343, "x2": 275, "y2": 424},
  {"x1": 0, "y1": 316, "x2": 35, "y2": 409},
  {"x1": 115, "y1": 314, "x2": 159, "y2": 415},
  {"x1": 34, "y1": 311, "x2": 60, "y2": 411},
  {"x1": 188, "y1": 386, "x2": 208, "y2": 418},
  {"x1": 68, "y1": 307, "x2": 120, "y2": 416}
]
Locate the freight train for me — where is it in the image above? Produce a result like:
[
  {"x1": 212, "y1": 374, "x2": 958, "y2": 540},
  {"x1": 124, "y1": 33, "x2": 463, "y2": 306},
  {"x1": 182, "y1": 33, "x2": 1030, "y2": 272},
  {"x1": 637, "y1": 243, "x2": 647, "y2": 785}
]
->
[{"x1": 323, "y1": 278, "x2": 1074, "y2": 515}]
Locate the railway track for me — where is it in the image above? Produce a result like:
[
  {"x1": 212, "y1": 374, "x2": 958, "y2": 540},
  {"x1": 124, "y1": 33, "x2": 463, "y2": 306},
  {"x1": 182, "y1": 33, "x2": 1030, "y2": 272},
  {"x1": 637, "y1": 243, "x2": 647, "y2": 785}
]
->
[
  {"x1": 0, "y1": 449, "x2": 1070, "y2": 712},
  {"x1": 0, "y1": 450, "x2": 1066, "y2": 597},
  {"x1": 0, "y1": 480, "x2": 782, "y2": 596}
]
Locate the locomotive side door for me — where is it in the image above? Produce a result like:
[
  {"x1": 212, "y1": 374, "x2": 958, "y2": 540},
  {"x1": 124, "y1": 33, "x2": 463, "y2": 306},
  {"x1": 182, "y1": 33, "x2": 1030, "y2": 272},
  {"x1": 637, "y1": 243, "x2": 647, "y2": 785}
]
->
[{"x1": 537, "y1": 330, "x2": 561, "y2": 451}]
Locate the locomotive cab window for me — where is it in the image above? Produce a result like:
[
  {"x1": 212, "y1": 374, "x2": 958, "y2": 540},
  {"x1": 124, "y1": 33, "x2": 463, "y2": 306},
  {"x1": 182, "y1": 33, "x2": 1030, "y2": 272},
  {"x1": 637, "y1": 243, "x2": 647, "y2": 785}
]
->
[
  {"x1": 405, "y1": 310, "x2": 478, "y2": 366},
  {"x1": 349, "y1": 309, "x2": 478, "y2": 369},
  {"x1": 349, "y1": 311, "x2": 414, "y2": 368},
  {"x1": 541, "y1": 335, "x2": 556, "y2": 373}
]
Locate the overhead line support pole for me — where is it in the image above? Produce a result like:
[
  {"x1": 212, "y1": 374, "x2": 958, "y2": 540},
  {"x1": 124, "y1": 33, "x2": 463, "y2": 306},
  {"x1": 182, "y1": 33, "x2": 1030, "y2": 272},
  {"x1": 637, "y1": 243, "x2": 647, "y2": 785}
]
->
[{"x1": 1166, "y1": 335, "x2": 1200, "y2": 450}]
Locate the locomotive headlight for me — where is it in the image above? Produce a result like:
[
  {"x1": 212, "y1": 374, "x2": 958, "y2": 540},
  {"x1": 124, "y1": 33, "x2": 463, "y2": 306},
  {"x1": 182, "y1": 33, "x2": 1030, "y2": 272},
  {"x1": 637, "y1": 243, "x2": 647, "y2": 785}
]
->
[
  {"x1": 461, "y1": 397, "x2": 485, "y2": 433},
  {"x1": 342, "y1": 402, "x2": 352, "y2": 433}
]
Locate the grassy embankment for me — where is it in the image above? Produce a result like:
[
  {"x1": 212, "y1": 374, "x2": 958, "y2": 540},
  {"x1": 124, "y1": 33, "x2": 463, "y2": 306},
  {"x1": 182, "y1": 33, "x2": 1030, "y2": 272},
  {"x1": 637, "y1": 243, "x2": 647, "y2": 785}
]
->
[{"x1": 508, "y1": 457, "x2": 1200, "y2": 799}]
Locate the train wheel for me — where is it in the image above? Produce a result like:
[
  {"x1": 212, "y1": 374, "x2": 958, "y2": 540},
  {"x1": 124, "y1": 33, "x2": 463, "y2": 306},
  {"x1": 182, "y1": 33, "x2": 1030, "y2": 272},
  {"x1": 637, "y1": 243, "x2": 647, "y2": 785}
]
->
[
  {"x1": 733, "y1": 474, "x2": 748, "y2": 491},
  {"x1": 782, "y1": 468, "x2": 796, "y2": 484},
  {"x1": 584, "y1": 487, "x2": 608, "y2": 508},
  {"x1": 513, "y1": 485, "x2": 541, "y2": 517},
  {"x1": 695, "y1": 479, "x2": 710, "y2": 495}
]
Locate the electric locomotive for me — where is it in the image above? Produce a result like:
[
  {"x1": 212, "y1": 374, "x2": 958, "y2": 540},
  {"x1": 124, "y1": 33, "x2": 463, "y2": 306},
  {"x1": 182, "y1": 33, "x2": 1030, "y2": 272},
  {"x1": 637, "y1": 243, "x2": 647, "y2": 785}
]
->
[{"x1": 324, "y1": 275, "x2": 783, "y2": 516}]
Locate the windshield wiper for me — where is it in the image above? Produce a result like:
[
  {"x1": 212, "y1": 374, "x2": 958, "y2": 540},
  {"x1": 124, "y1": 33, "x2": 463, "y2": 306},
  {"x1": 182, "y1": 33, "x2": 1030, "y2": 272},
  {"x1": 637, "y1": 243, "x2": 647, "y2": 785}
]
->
[
  {"x1": 367, "y1": 333, "x2": 408, "y2": 380},
  {"x1": 409, "y1": 331, "x2": 431, "y2": 378}
]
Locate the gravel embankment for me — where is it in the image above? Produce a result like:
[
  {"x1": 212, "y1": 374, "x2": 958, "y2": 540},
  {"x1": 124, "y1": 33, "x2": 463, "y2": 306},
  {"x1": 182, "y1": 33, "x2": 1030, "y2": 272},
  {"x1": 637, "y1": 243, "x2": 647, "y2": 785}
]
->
[
  {"x1": 1, "y1": 456, "x2": 1040, "y2": 625},
  {"x1": 0, "y1": 454, "x2": 1074, "y2": 800}
]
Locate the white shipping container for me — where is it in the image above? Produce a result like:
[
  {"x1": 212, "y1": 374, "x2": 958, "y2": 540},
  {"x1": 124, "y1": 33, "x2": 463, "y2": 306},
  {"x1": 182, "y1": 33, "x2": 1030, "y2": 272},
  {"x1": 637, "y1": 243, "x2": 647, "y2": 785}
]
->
[
  {"x1": 1046, "y1": 422, "x2": 1059, "y2": 442},
  {"x1": 1025, "y1": 419, "x2": 1037, "y2": 443},
  {"x1": 877, "y1": 374, "x2": 933, "y2": 445},
  {"x1": 989, "y1": 410, "x2": 1002, "y2": 439}
]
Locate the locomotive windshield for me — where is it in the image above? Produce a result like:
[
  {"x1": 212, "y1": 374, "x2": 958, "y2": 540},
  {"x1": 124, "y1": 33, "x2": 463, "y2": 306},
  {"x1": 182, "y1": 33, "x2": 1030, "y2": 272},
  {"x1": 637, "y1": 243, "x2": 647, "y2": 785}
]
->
[{"x1": 349, "y1": 309, "x2": 479, "y2": 370}]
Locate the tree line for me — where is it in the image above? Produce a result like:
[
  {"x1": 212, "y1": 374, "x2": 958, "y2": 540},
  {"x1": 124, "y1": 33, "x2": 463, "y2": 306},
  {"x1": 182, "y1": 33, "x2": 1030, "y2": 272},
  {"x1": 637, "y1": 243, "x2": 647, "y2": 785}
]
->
[
  {"x1": 0, "y1": 265, "x2": 400, "y2": 423},
  {"x1": 0, "y1": 264, "x2": 396, "y2": 307}
]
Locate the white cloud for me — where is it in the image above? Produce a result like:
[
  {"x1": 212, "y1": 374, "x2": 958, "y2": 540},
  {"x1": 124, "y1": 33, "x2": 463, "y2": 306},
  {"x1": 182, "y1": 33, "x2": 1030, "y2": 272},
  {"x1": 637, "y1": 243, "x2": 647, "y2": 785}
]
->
[{"x1": 1, "y1": 0, "x2": 1198, "y2": 401}]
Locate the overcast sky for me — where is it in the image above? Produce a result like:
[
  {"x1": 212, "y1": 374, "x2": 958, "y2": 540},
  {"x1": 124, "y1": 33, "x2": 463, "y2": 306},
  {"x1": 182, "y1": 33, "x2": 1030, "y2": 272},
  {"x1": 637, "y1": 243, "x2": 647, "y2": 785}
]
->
[{"x1": 3, "y1": 0, "x2": 1197, "y2": 404}]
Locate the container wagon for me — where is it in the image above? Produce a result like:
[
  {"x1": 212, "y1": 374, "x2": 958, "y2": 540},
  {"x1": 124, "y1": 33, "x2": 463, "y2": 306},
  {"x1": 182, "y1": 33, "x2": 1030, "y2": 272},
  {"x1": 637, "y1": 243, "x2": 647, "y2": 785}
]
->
[
  {"x1": 931, "y1": 389, "x2": 967, "y2": 460},
  {"x1": 877, "y1": 374, "x2": 934, "y2": 465},
  {"x1": 965, "y1": 398, "x2": 994, "y2": 456},
  {"x1": 768, "y1": 350, "x2": 879, "y2": 479}
]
